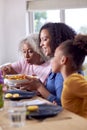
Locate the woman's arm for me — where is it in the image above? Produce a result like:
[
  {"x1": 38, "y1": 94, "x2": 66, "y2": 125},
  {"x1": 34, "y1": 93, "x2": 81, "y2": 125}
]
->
[
  {"x1": 1, "y1": 64, "x2": 18, "y2": 76},
  {"x1": 15, "y1": 73, "x2": 63, "y2": 105}
]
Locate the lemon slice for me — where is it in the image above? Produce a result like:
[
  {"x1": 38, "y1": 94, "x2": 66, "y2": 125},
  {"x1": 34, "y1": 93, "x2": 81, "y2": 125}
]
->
[
  {"x1": 12, "y1": 93, "x2": 20, "y2": 98},
  {"x1": 5, "y1": 93, "x2": 13, "y2": 98},
  {"x1": 27, "y1": 105, "x2": 39, "y2": 112}
]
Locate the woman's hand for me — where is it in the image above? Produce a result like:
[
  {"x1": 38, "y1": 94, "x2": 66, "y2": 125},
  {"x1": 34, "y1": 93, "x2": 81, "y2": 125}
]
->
[
  {"x1": 1, "y1": 65, "x2": 17, "y2": 76},
  {"x1": 52, "y1": 101, "x2": 58, "y2": 106},
  {"x1": 15, "y1": 75, "x2": 51, "y2": 99},
  {"x1": 15, "y1": 76, "x2": 43, "y2": 91},
  {"x1": 1, "y1": 65, "x2": 11, "y2": 76}
]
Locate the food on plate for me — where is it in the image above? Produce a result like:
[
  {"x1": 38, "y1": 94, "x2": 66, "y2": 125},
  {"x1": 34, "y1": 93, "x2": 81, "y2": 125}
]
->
[
  {"x1": 5, "y1": 93, "x2": 13, "y2": 98},
  {"x1": 4, "y1": 74, "x2": 38, "y2": 86},
  {"x1": 5, "y1": 93, "x2": 20, "y2": 98},
  {"x1": 27, "y1": 75, "x2": 38, "y2": 79},
  {"x1": 4, "y1": 74, "x2": 38, "y2": 80},
  {"x1": 5, "y1": 74, "x2": 26, "y2": 80},
  {"x1": 27, "y1": 105, "x2": 39, "y2": 112},
  {"x1": 12, "y1": 93, "x2": 20, "y2": 98}
]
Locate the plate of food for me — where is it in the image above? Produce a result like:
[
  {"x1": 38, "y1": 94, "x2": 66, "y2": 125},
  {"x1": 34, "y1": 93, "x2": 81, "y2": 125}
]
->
[
  {"x1": 5, "y1": 89, "x2": 36, "y2": 101},
  {"x1": 26, "y1": 104, "x2": 63, "y2": 119},
  {"x1": 4, "y1": 74, "x2": 37, "y2": 86}
]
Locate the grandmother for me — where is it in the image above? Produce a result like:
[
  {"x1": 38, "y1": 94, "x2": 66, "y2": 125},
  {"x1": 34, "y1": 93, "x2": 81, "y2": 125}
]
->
[{"x1": 1, "y1": 33, "x2": 51, "y2": 83}]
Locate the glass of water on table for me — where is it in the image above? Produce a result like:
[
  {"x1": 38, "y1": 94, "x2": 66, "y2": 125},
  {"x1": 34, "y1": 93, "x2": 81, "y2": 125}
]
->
[{"x1": 8, "y1": 101, "x2": 26, "y2": 127}]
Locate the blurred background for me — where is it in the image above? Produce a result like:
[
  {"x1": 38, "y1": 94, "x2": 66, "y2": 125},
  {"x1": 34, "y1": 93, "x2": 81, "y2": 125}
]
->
[{"x1": 0, "y1": 0, "x2": 87, "y2": 65}]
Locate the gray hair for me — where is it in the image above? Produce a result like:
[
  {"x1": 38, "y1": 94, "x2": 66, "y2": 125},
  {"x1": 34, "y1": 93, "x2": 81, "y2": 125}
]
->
[{"x1": 19, "y1": 33, "x2": 46, "y2": 61}]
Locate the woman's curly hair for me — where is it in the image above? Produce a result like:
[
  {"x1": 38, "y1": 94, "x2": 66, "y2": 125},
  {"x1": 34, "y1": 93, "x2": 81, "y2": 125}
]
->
[{"x1": 39, "y1": 22, "x2": 76, "y2": 54}]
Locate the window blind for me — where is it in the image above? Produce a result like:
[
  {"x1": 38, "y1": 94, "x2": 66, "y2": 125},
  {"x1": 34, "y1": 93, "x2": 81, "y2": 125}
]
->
[{"x1": 27, "y1": 0, "x2": 87, "y2": 11}]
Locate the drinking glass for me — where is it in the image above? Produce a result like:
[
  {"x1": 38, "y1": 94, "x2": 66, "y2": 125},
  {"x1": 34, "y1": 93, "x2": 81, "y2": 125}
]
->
[{"x1": 8, "y1": 101, "x2": 26, "y2": 127}]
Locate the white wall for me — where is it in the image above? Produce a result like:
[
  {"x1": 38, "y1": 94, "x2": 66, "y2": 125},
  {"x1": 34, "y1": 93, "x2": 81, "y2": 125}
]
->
[
  {"x1": 0, "y1": 0, "x2": 5, "y2": 65},
  {"x1": 0, "y1": 0, "x2": 26, "y2": 65}
]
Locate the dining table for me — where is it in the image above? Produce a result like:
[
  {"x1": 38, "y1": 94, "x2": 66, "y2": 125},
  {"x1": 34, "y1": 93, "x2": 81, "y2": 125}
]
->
[{"x1": 0, "y1": 95, "x2": 87, "y2": 130}]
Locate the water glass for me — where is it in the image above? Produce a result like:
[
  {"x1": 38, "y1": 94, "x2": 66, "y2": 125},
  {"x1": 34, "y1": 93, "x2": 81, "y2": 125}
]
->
[{"x1": 8, "y1": 102, "x2": 26, "y2": 127}]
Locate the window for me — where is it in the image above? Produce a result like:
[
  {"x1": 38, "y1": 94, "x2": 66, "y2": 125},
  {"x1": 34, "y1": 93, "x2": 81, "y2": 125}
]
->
[
  {"x1": 33, "y1": 10, "x2": 60, "y2": 32},
  {"x1": 27, "y1": 8, "x2": 87, "y2": 34},
  {"x1": 65, "y1": 8, "x2": 87, "y2": 34}
]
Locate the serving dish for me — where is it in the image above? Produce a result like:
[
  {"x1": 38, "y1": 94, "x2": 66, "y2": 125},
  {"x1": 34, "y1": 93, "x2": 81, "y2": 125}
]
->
[{"x1": 4, "y1": 74, "x2": 37, "y2": 86}]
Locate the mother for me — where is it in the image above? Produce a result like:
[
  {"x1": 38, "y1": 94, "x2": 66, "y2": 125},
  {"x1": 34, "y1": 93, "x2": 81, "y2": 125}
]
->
[{"x1": 19, "y1": 22, "x2": 76, "y2": 105}]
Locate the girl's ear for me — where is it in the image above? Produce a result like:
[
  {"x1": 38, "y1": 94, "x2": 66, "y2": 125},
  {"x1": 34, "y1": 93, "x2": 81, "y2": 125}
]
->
[{"x1": 61, "y1": 56, "x2": 68, "y2": 65}]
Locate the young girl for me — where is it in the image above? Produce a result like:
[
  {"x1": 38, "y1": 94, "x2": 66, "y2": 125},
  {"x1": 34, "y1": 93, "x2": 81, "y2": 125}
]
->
[{"x1": 52, "y1": 34, "x2": 87, "y2": 118}]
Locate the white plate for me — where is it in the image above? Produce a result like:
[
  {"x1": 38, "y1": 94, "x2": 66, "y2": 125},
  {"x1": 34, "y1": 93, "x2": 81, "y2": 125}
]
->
[
  {"x1": 4, "y1": 74, "x2": 38, "y2": 86},
  {"x1": 4, "y1": 74, "x2": 29, "y2": 85},
  {"x1": 4, "y1": 78, "x2": 29, "y2": 85}
]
